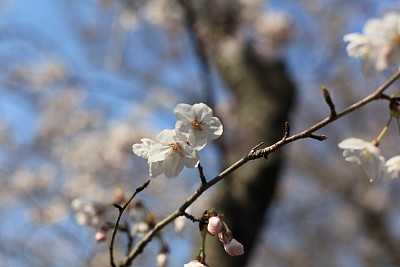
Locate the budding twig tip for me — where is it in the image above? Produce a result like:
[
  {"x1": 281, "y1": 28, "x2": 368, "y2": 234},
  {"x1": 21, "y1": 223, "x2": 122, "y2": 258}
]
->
[{"x1": 321, "y1": 86, "x2": 336, "y2": 118}]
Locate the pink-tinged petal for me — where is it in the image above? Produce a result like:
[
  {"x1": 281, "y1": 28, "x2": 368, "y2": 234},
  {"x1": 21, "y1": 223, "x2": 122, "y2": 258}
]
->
[
  {"x1": 224, "y1": 238, "x2": 244, "y2": 256},
  {"x1": 207, "y1": 216, "x2": 222, "y2": 235},
  {"x1": 174, "y1": 103, "x2": 193, "y2": 122},
  {"x1": 218, "y1": 232, "x2": 230, "y2": 244},
  {"x1": 163, "y1": 154, "x2": 184, "y2": 178},
  {"x1": 95, "y1": 229, "x2": 107, "y2": 242},
  {"x1": 192, "y1": 103, "x2": 213, "y2": 121}
]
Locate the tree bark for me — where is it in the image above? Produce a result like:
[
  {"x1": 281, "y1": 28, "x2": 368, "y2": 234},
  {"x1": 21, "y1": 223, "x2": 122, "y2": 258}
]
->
[{"x1": 179, "y1": 1, "x2": 296, "y2": 266}]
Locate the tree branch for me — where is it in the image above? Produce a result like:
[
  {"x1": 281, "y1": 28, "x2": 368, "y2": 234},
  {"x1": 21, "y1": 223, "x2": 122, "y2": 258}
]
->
[
  {"x1": 110, "y1": 179, "x2": 151, "y2": 267},
  {"x1": 117, "y1": 69, "x2": 400, "y2": 266}
]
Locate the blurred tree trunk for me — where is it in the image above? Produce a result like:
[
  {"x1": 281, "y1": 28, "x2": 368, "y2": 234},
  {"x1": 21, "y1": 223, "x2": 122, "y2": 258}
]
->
[{"x1": 179, "y1": 1, "x2": 296, "y2": 266}]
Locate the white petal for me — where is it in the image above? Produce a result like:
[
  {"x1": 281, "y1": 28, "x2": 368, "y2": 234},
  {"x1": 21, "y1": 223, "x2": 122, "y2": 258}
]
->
[
  {"x1": 183, "y1": 150, "x2": 200, "y2": 168},
  {"x1": 163, "y1": 154, "x2": 184, "y2": 178},
  {"x1": 174, "y1": 103, "x2": 193, "y2": 122},
  {"x1": 149, "y1": 161, "x2": 163, "y2": 178},
  {"x1": 132, "y1": 138, "x2": 155, "y2": 159},
  {"x1": 175, "y1": 120, "x2": 192, "y2": 135},
  {"x1": 206, "y1": 117, "x2": 223, "y2": 139},
  {"x1": 343, "y1": 150, "x2": 362, "y2": 164},
  {"x1": 360, "y1": 148, "x2": 386, "y2": 181},
  {"x1": 385, "y1": 155, "x2": 400, "y2": 179},
  {"x1": 192, "y1": 103, "x2": 213, "y2": 121},
  {"x1": 189, "y1": 131, "x2": 208, "y2": 151},
  {"x1": 157, "y1": 129, "x2": 176, "y2": 143},
  {"x1": 338, "y1": 138, "x2": 369, "y2": 150},
  {"x1": 148, "y1": 144, "x2": 170, "y2": 162}
]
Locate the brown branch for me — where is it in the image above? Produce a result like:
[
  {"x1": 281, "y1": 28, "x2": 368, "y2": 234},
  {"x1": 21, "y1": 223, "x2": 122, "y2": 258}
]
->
[
  {"x1": 117, "y1": 69, "x2": 400, "y2": 266},
  {"x1": 110, "y1": 179, "x2": 150, "y2": 267}
]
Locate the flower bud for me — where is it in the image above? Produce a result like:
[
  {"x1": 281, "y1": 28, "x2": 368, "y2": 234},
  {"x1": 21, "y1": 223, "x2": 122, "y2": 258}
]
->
[
  {"x1": 223, "y1": 238, "x2": 244, "y2": 256},
  {"x1": 95, "y1": 229, "x2": 107, "y2": 242},
  {"x1": 207, "y1": 216, "x2": 222, "y2": 235}
]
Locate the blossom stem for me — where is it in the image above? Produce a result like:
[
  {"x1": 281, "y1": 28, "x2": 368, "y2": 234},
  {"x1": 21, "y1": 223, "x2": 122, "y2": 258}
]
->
[
  {"x1": 375, "y1": 116, "x2": 393, "y2": 143},
  {"x1": 396, "y1": 118, "x2": 400, "y2": 136},
  {"x1": 199, "y1": 230, "x2": 207, "y2": 263}
]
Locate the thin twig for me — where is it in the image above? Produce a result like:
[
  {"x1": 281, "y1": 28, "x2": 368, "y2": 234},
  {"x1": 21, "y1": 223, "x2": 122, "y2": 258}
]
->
[
  {"x1": 322, "y1": 86, "x2": 337, "y2": 118},
  {"x1": 182, "y1": 211, "x2": 202, "y2": 222},
  {"x1": 110, "y1": 179, "x2": 150, "y2": 267},
  {"x1": 117, "y1": 70, "x2": 400, "y2": 266}
]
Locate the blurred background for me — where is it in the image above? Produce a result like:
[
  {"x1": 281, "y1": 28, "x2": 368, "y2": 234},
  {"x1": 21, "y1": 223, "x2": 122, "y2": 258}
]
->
[{"x1": 1, "y1": 0, "x2": 400, "y2": 266}]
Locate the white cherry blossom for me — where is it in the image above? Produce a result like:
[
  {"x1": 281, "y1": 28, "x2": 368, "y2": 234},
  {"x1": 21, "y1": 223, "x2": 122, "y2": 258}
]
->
[
  {"x1": 385, "y1": 155, "x2": 400, "y2": 179},
  {"x1": 344, "y1": 12, "x2": 400, "y2": 75},
  {"x1": 174, "y1": 103, "x2": 223, "y2": 150},
  {"x1": 132, "y1": 130, "x2": 199, "y2": 178},
  {"x1": 338, "y1": 138, "x2": 386, "y2": 182}
]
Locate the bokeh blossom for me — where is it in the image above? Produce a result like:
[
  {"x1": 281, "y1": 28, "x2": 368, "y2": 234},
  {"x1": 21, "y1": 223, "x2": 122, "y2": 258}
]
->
[
  {"x1": 174, "y1": 103, "x2": 223, "y2": 150},
  {"x1": 385, "y1": 155, "x2": 400, "y2": 179},
  {"x1": 338, "y1": 138, "x2": 386, "y2": 182},
  {"x1": 344, "y1": 12, "x2": 400, "y2": 75}
]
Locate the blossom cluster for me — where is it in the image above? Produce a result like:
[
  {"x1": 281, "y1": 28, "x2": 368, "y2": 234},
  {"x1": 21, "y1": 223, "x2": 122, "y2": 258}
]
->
[
  {"x1": 132, "y1": 103, "x2": 223, "y2": 178},
  {"x1": 344, "y1": 12, "x2": 400, "y2": 76},
  {"x1": 338, "y1": 138, "x2": 400, "y2": 182}
]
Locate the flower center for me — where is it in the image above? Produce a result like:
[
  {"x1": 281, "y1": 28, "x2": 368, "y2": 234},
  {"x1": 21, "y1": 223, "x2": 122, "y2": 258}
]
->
[
  {"x1": 191, "y1": 117, "x2": 203, "y2": 131},
  {"x1": 169, "y1": 142, "x2": 182, "y2": 156}
]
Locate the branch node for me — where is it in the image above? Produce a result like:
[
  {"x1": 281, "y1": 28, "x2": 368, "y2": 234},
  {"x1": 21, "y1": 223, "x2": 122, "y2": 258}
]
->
[{"x1": 113, "y1": 204, "x2": 123, "y2": 212}]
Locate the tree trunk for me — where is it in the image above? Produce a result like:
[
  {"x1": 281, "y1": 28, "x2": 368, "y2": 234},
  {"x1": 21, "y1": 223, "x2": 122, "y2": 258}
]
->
[{"x1": 179, "y1": 1, "x2": 297, "y2": 266}]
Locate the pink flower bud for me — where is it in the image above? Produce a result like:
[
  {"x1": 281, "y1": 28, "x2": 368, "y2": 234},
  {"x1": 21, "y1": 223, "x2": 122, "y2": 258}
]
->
[
  {"x1": 157, "y1": 252, "x2": 168, "y2": 267},
  {"x1": 95, "y1": 229, "x2": 107, "y2": 242},
  {"x1": 223, "y1": 238, "x2": 244, "y2": 256},
  {"x1": 218, "y1": 231, "x2": 232, "y2": 244},
  {"x1": 207, "y1": 216, "x2": 222, "y2": 235}
]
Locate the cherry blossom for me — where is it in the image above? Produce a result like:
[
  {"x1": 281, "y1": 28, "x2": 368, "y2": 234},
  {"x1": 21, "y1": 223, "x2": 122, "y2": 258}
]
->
[
  {"x1": 338, "y1": 138, "x2": 386, "y2": 182},
  {"x1": 132, "y1": 130, "x2": 199, "y2": 178},
  {"x1": 344, "y1": 12, "x2": 400, "y2": 75},
  {"x1": 385, "y1": 155, "x2": 400, "y2": 179},
  {"x1": 174, "y1": 103, "x2": 223, "y2": 150}
]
